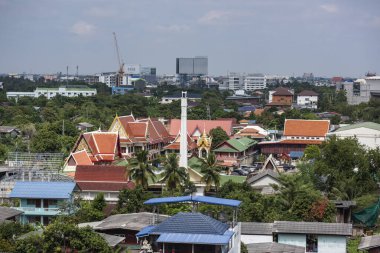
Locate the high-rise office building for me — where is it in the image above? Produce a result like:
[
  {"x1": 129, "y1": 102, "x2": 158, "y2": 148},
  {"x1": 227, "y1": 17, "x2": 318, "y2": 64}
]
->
[{"x1": 176, "y1": 56, "x2": 208, "y2": 84}]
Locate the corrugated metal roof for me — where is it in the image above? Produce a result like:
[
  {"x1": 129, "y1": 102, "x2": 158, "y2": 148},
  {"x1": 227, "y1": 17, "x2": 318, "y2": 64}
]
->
[
  {"x1": 97, "y1": 233, "x2": 125, "y2": 247},
  {"x1": 156, "y1": 230, "x2": 233, "y2": 245},
  {"x1": 334, "y1": 122, "x2": 380, "y2": 132},
  {"x1": 246, "y1": 242, "x2": 305, "y2": 253},
  {"x1": 359, "y1": 235, "x2": 380, "y2": 250},
  {"x1": 289, "y1": 151, "x2": 304, "y2": 159},
  {"x1": 274, "y1": 221, "x2": 352, "y2": 236},
  {"x1": 241, "y1": 222, "x2": 274, "y2": 235},
  {"x1": 151, "y1": 212, "x2": 229, "y2": 235},
  {"x1": 144, "y1": 196, "x2": 241, "y2": 207},
  {"x1": 0, "y1": 206, "x2": 23, "y2": 220},
  {"x1": 136, "y1": 225, "x2": 156, "y2": 238},
  {"x1": 246, "y1": 170, "x2": 279, "y2": 185},
  {"x1": 9, "y1": 181, "x2": 76, "y2": 199}
]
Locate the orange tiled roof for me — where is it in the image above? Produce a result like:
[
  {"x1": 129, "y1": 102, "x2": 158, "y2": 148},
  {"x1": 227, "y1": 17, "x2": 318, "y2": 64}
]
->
[
  {"x1": 258, "y1": 139, "x2": 323, "y2": 145},
  {"x1": 164, "y1": 132, "x2": 197, "y2": 150},
  {"x1": 71, "y1": 150, "x2": 93, "y2": 166},
  {"x1": 283, "y1": 119, "x2": 330, "y2": 137},
  {"x1": 168, "y1": 119, "x2": 233, "y2": 136},
  {"x1": 254, "y1": 109, "x2": 265, "y2": 116}
]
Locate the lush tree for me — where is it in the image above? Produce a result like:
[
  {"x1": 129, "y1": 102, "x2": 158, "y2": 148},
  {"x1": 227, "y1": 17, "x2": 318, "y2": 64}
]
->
[
  {"x1": 126, "y1": 150, "x2": 156, "y2": 189},
  {"x1": 209, "y1": 127, "x2": 229, "y2": 149},
  {"x1": 162, "y1": 153, "x2": 187, "y2": 191},
  {"x1": 116, "y1": 186, "x2": 153, "y2": 213},
  {"x1": 30, "y1": 128, "x2": 61, "y2": 152},
  {"x1": 198, "y1": 153, "x2": 222, "y2": 191},
  {"x1": 0, "y1": 221, "x2": 33, "y2": 252}
]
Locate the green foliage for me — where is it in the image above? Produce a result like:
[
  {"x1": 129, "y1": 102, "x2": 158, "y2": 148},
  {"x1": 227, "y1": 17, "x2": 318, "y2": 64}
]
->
[
  {"x1": 116, "y1": 186, "x2": 153, "y2": 214},
  {"x1": 209, "y1": 127, "x2": 229, "y2": 149},
  {"x1": 161, "y1": 154, "x2": 187, "y2": 191},
  {"x1": 126, "y1": 150, "x2": 157, "y2": 189},
  {"x1": 0, "y1": 222, "x2": 33, "y2": 252},
  {"x1": 197, "y1": 153, "x2": 222, "y2": 191},
  {"x1": 347, "y1": 237, "x2": 365, "y2": 253}
]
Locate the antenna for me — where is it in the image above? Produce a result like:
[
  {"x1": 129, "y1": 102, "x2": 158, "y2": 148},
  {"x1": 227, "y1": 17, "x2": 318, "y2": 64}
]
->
[{"x1": 76, "y1": 65, "x2": 79, "y2": 79}]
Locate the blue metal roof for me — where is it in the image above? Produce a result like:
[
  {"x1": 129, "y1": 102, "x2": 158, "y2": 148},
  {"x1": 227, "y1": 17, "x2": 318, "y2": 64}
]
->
[
  {"x1": 150, "y1": 212, "x2": 229, "y2": 235},
  {"x1": 290, "y1": 151, "x2": 304, "y2": 159},
  {"x1": 238, "y1": 106, "x2": 256, "y2": 112},
  {"x1": 9, "y1": 181, "x2": 76, "y2": 199},
  {"x1": 136, "y1": 225, "x2": 156, "y2": 238},
  {"x1": 157, "y1": 230, "x2": 234, "y2": 245},
  {"x1": 144, "y1": 196, "x2": 241, "y2": 207}
]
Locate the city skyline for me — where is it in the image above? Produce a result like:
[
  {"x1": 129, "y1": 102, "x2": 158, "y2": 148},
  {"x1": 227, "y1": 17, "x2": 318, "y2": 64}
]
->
[{"x1": 0, "y1": 0, "x2": 379, "y2": 77}]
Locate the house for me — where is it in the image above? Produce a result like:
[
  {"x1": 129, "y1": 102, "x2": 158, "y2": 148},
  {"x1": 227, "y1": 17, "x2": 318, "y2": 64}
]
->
[
  {"x1": 329, "y1": 122, "x2": 380, "y2": 149},
  {"x1": 297, "y1": 90, "x2": 319, "y2": 109},
  {"x1": 79, "y1": 212, "x2": 169, "y2": 245},
  {"x1": 64, "y1": 131, "x2": 121, "y2": 172},
  {"x1": 74, "y1": 165, "x2": 135, "y2": 203},
  {"x1": 9, "y1": 181, "x2": 78, "y2": 225},
  {"x1": 358, "y1": 235, "x2": 380, "y2": 253},
  {"x1": 333, "y1": 200, "x2": 356, "y2": 223},
  {"x1": 0, "y1": 126, "x2": 21, "y2": 138},
  {"x1": 213, "y1": 137, "x2": 257, "y2": 168},
  {"x1": 108, "y1": 114, "x2": 172, "y2": 159},
  {"x1": 168, "y1": 119, "x2": 234, "y2": 140},
  {"x1": 267, "y1": 87, "x2": 294, "y2": 109},
  {"x1": 0, "y1": 206, "x2": 23, "y2": 221},
  {"x1": 241, "y1": 221, "x2": 352, "y2": 253},
  {"x1": 259, "y1": 119, "x2": 330, "y2": 155},
  {"x1": 234, "y1": 125, "x2": 269, "y2": 141},
  {"x1": 137, "y1": 212, "x2": 240, "y2": 253},
  {"x1": 246, "y1": 170, "x2": 280, "y2": 195}
]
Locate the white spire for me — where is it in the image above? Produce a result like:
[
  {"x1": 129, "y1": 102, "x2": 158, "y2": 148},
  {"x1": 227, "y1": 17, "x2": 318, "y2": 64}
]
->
[{"x1": 179, "y1": 91, "x2": 188, "y2": 168}]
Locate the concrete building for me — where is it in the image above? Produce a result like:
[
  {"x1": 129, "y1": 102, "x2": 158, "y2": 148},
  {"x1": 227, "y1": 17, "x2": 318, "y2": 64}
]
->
[
  {"x1": 329, "y1": 122, "x2": 380, "y2": 149},
  {"x1": 297, "y1": 90, "x2": 319, "y2": 109},
  {"x1": 6, "y1": 86, "x2": 97, "y2": 100},
  {"x1": 98, "y1": 72, "x2": 127, "y2": 87},
  {"x1": 337, "y1": 76, "x2": 380, "y2": 105},
  {"x1": 227, "y1": 73, "x2": 244, "y2": 90},
  {"x1": 244, "y1": 74, "x2": 267, "y2": 91},
  {"x1": 176, "y1": 56, "x2": 208, "y2": 85}
]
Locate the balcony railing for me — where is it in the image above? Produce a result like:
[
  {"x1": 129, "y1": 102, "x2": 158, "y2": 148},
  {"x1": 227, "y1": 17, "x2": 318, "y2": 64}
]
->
[{"x1": 15, "y1": 207, "x2": 62, "y2": 215}]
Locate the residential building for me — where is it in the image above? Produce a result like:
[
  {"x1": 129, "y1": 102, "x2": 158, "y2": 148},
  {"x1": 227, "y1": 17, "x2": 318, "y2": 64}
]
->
[
  {"x1": 98, "y1": 72, "x2": 127, "y2": 87},
  {"x1": 267, "y1": 87, "x2": 294, "y2": 109},
  {"x1": 76, "y1": 122, "x2": 94, "y2": 132},
  {"x1": 213, "y1": 137, "x2": 257, "y2": 167},
  {"x1": 329, "y1": 122, "x2": 380, "y2": 149},
  {"x1": 6, "y1": 86, "x2": 97, "y2": 100},
  {"x1": 246, "y1": 170, "x2": 280, "y2": 195},
  {"x1": 246, "y1": 242, "x2": 305, "y2": 253},
  {"x1": 244, "y1": 74, "x2": 267, "y2": 91},
  {"x1": 259, "y1": 119, "x2": 330, "y2": 155},
  {"x1": 234, "y1": 125, "x2": 269, "y2": 141},
  {"x1": 108, "y1": 115, "x2": 172, "y2": 159},
  {"x1": 226, "y1": 73, "x2": 244, "y2": 90},
  {"x1": 297, "y1": 90, "x2": 319, "y2": 109},
  {"x1": 241, "y1": 221, "x2": 352, "y2": 253},
  {"x1": 0, "y1": 126, "x2": 20, "y2": 138},
  {"x1": 9, "y1": 181, "x2": 78, "y2": 225},
  {"x1": 168, "y1": 119, "x2": 234, "y2": 140},
  {"x1": 358, "y1": 235, "x2": 380, "y2": 253},
  {"x1": 64, "y1": 131, "x2": 121, "y2": 172},
  {"x1": 74, "y1": 165, "x2": 135, "y2": 203}
]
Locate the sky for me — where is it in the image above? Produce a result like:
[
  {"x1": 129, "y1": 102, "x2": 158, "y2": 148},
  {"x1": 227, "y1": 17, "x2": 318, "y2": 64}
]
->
[{"x1": 0, "y1": 0, "x2": 379, "y2": 77}]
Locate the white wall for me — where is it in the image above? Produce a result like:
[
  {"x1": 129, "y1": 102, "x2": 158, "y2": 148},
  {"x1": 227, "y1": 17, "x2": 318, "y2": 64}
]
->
[
  {"x1": 297, "y1": 96, "x2": 318, "y2": 109},
  {"x1": 332, "y1": 127, "x2": 380, "y2": 149},
  {"x1": 318, "y1": 235, "x2": 346, "y2": 253},
  {"x1": 241, "y1": 235, "x2": 272, "y2": 245},
  {"x1": 278, "y1": 234, "x2": 306, "y2": 248},
  {"x1": 250, "y1": 177, "x2": 279, "y2": 189}
]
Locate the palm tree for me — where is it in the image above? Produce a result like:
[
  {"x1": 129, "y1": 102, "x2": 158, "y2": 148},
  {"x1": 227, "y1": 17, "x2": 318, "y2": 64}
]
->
[
  {"x1": 126, "y1": 150, "x2": 156, "y2": 190},
  {"x1": 199, "y1": 152, "x2": 222, "y2": 192},
  {"x1": 162, "y1": 153, "x2": 187, "y2": 191}
]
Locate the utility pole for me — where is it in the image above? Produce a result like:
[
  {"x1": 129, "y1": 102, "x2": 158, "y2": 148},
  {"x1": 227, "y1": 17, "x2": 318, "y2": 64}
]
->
[
  {"x1": 76, "y1": 65, "x2": 79, "y2": 79},
  {"x1": 66, "y1": 66, "x2": 69, "y2": 86}
]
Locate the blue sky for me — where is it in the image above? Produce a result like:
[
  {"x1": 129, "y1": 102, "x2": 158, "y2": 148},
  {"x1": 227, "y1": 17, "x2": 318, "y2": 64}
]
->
[{"x1": 0, "y1": 0, "x2": 379, "y2": 77}]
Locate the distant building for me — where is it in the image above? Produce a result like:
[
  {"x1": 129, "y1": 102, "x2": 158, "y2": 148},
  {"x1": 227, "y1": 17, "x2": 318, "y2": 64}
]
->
[
  {"x1": 338, "y1": 76, "x2": 380, "y2": 105},
  {"x1": 302, "y1": 73, "x2": 314, "y2": 82},
  {"x1": 160, "y1": 93, "x2": 202, "y2": 104},
  {"x1": 0, "y1": 126, "x2": 21, "y2": 138},
  {"x1": 213, "y1": 137, "x2": 257, "y2": 167},
  {"x1": 267, "y1": 87, "x2": 294, "y2": 109},
  {"x1": 176, "y1": 56, "x2": 208, "y2": 84},
  {"x1": 244, "y1": 74, "x2": 267, "y2": 91},
  {"x1": 297, "y1": 90, "x2": 319, "y2": 109},
  {"x1": 98, "y1": 72, "x2": 127, "y2": 87},
  {"x1": 6, "y1": 86, "x2": 97, "y2": 100}
]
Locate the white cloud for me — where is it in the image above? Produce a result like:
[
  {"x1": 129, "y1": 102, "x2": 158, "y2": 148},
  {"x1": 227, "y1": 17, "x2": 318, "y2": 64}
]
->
[
  {"x1": 198, "y1": 10, "x2": 231, "y2": 25},
  {"x1": 85, "y1": 7, "x2": 116, "y2": 18},
  {"x1": 320, "y1": 4, "x2": 338, "y2": 13},
  {"x1": 155, "y1": 24, "x2": 190, "y2": 33},
  {"x1": 70, "y1": 21, "x2": 95, "y2": 36}
]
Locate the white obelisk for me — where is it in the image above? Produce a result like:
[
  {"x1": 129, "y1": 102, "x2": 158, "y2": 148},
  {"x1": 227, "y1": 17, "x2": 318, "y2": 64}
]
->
[{"x1": 179, "y1": 91, "x2": 188, "y2": 169}]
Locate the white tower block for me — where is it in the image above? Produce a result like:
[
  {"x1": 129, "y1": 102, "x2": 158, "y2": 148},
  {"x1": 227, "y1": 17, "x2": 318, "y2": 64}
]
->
[{"x1": 180, "y1": 91, "x2": 188, "y2": 168}]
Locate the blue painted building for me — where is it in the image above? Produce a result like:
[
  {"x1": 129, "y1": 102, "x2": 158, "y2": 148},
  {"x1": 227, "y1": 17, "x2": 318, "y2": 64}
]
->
[{"x1": 9, "y1": 181, "x2": 78, "y2": 225}]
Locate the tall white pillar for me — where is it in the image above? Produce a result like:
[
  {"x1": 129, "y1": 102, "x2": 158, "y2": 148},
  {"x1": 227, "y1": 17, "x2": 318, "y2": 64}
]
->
[{"x1": 180, "y1": 91, "x2": 188, "y2": 169}]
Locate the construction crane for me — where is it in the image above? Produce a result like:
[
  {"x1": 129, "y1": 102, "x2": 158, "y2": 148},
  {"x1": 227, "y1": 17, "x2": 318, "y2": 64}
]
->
[{"x1": 113, "y1": 32, "x2": 125, "y2": 87}]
